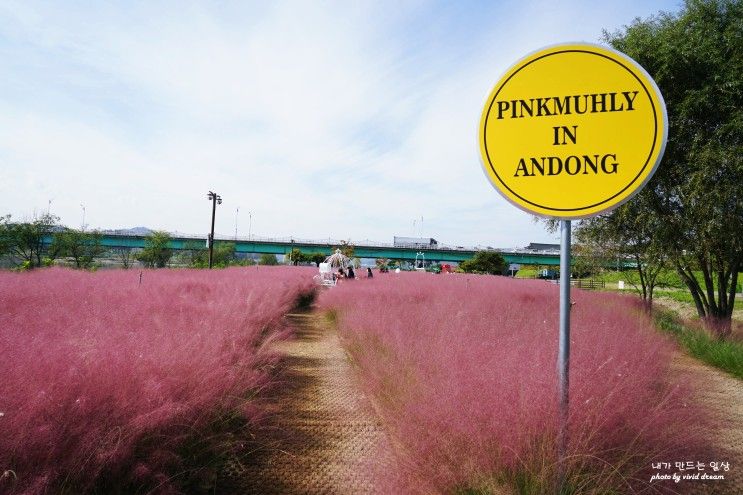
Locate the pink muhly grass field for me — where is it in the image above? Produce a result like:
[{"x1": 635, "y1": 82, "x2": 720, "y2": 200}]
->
[
  {"x1": 0, "y1": 266, "x2": 314, "y2": 494},
  {"x1": 319, "y1": 273, "x2": 712, "y2": 494}
]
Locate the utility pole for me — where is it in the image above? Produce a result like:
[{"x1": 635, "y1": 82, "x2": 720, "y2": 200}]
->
[
  {"x1": 207, "y1": 191, "x2": 222, "y2": 269},
  {"x1": 235, "y1": 207, "x2": 239, "y2": 240}
]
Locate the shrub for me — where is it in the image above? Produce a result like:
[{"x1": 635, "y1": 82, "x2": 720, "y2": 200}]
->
[
  {"x1": 258, "y1": 253, "x2": 278, "y2": 265},
  {"x1": 136, "y1": 231, "x2": 172, "y2": 268},
  {"x1": 0, "y1": 266, "x2": 315, "y2": 494},
  {"x1": 319, "y1": 273, "x2": 712, "y2": 494},
  {"x1": 459, "y1": 251, "x2": 507, "y2": 275}
]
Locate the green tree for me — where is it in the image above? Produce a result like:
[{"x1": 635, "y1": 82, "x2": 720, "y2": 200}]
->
[
  {"x1": 335, "y1": 240, "x2": 354, "y2": 258},
  {"x1": 180, "y1": 240, "x2": 207, "y2": 267},
  {"x1": 375, "y1": 258, "x2": 390, "y2": 272},
  {"x1": 287, "y1": 247, "x2": 305, "y2": 266},
  {"x1": 114, "y1": 248, "x2": 135, "y2": 269},
  {"x1": 51, "y1": 229, "x2": 106, "y2": 269},
  {"x1": 0, "y1": 215, "x2": 12, "y2": 258},
  {"x1": 259, "y1": 253, "x2": 279, "y2": 265},
  {"x1": 235, "y1": 256, "x2": 256, "y2": 267},
  {"x1": 576, "y1": 193, "x2": 668, "y2": 307},
  {"x1": 571, "y1": 242, "x2": 604, "y2": 279},
  {"x1": 2, "y1": 213, "x2": 59, "y2": 268},
  {"x1": 603, "y1": 0, "x2": 743, "y2": 334},
  {"x1": 459, "y1": 251, "x2": 507, "y2": 275},
  {"x1": 211, "y1": 242, "x2": 236, "y2": 267},
  {"x1": 181, "y1": 240, "x2": 237, "y2": 268},
  {"x1": 136, "y1": 231, "x2": 172, "y2": 268},
  {"x1": 308, "y1": 252, "x2": 326, "y2": 267}
]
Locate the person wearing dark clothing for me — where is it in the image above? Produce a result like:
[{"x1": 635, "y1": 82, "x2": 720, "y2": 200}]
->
[
  {"x1": 367, "y1": 267, "x2": 373, "y2": 278},
  {"x1": 347, "y1": 266, "x2": 355, "y2": 279}
]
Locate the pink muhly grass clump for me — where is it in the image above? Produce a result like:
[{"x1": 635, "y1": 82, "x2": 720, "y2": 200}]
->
[
  {"x1": 319, "y1": 273, "x2": 711, "y2": 494},
  {"x1": 0, "y1": 266, "x2": 314, "y2": 494}
]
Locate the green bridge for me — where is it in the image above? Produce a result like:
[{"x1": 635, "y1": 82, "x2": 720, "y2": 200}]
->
[{"x1": 89, "y1": 233, "x2": 562, "y2": 266}]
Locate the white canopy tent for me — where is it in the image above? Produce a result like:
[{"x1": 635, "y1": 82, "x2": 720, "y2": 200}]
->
[
  {"x1": 324, "y1": 249, "x2": 350, "y2": 269},
  {"x1": 314, "y1": 249, "x2": 350, "y2": 287}
]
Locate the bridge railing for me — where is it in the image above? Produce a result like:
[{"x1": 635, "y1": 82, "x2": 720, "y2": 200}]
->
[
  {"x1": 101, "y1": 230, "x2": 538, "y2": 254},
  {"x1": 99, "y1": 231, "x2": 573, "y2": 261}
]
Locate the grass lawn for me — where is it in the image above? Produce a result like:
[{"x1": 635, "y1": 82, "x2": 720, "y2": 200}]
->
[{"x1": 653, "y1": 310, "x2": 743, "y2": 380}]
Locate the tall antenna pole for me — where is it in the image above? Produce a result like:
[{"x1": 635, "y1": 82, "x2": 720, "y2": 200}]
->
[{"x1": 235, "y1": 207, "x2": 239, "y2": 240}]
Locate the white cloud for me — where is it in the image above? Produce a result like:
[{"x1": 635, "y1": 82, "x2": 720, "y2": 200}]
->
[{"x1": 0, "y1": 0, "x2": 680, "y2": 246}]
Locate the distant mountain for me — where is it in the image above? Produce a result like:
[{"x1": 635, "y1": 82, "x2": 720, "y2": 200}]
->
[{"x1": 127, "y1": 226, "x2": 153, "y2": 235}]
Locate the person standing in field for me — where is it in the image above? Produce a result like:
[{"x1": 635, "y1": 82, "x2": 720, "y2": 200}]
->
[
  {"x1": 347, "y1": 266, "x2": 355, "y2": 279},
  {"x1": 367, "y1": 267, "x2": 373, "y2": 278}
]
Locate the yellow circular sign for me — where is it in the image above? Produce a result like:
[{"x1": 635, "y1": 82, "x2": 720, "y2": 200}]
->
[{"x1": 478, "y1": 43, "x2": 667, "y2": 218}]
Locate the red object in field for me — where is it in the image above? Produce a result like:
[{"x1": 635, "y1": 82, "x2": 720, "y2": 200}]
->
[{"x1": 440, "y1": 264, "x2": 452, "y2": 273}]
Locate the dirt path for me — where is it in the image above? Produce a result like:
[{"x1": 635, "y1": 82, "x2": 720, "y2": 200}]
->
[
  {"x1": 671, "y1": 353, "x2": 743, "y2": 495},
  {"x1": 227, "y1": 313, "x2": 392, "y2": 494}
]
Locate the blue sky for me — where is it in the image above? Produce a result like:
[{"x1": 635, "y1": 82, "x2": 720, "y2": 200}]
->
[{"x1": 0, "y1": 0, "x2": 682, "y2": 247}]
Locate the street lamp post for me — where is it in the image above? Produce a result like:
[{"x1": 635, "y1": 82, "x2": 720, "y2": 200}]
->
[
  {"x1": 207, "y1": 191, "x2": 222, "y2": 269},
  {"x1": 80, "y1": 204, "x2": 86, "y2": 231}
]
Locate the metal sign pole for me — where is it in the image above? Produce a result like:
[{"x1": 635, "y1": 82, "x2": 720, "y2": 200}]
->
[
  {"x1": 477, "y1": 42, "x2": 667, "y2": 494},
  {"x1": 557, "y1": 219, "x2": 571, "y2": 485}
]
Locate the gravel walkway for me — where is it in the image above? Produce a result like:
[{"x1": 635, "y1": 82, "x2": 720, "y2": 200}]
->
[{"x1": 227, "y1": 313, "x2": 392, "y2": 494}]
